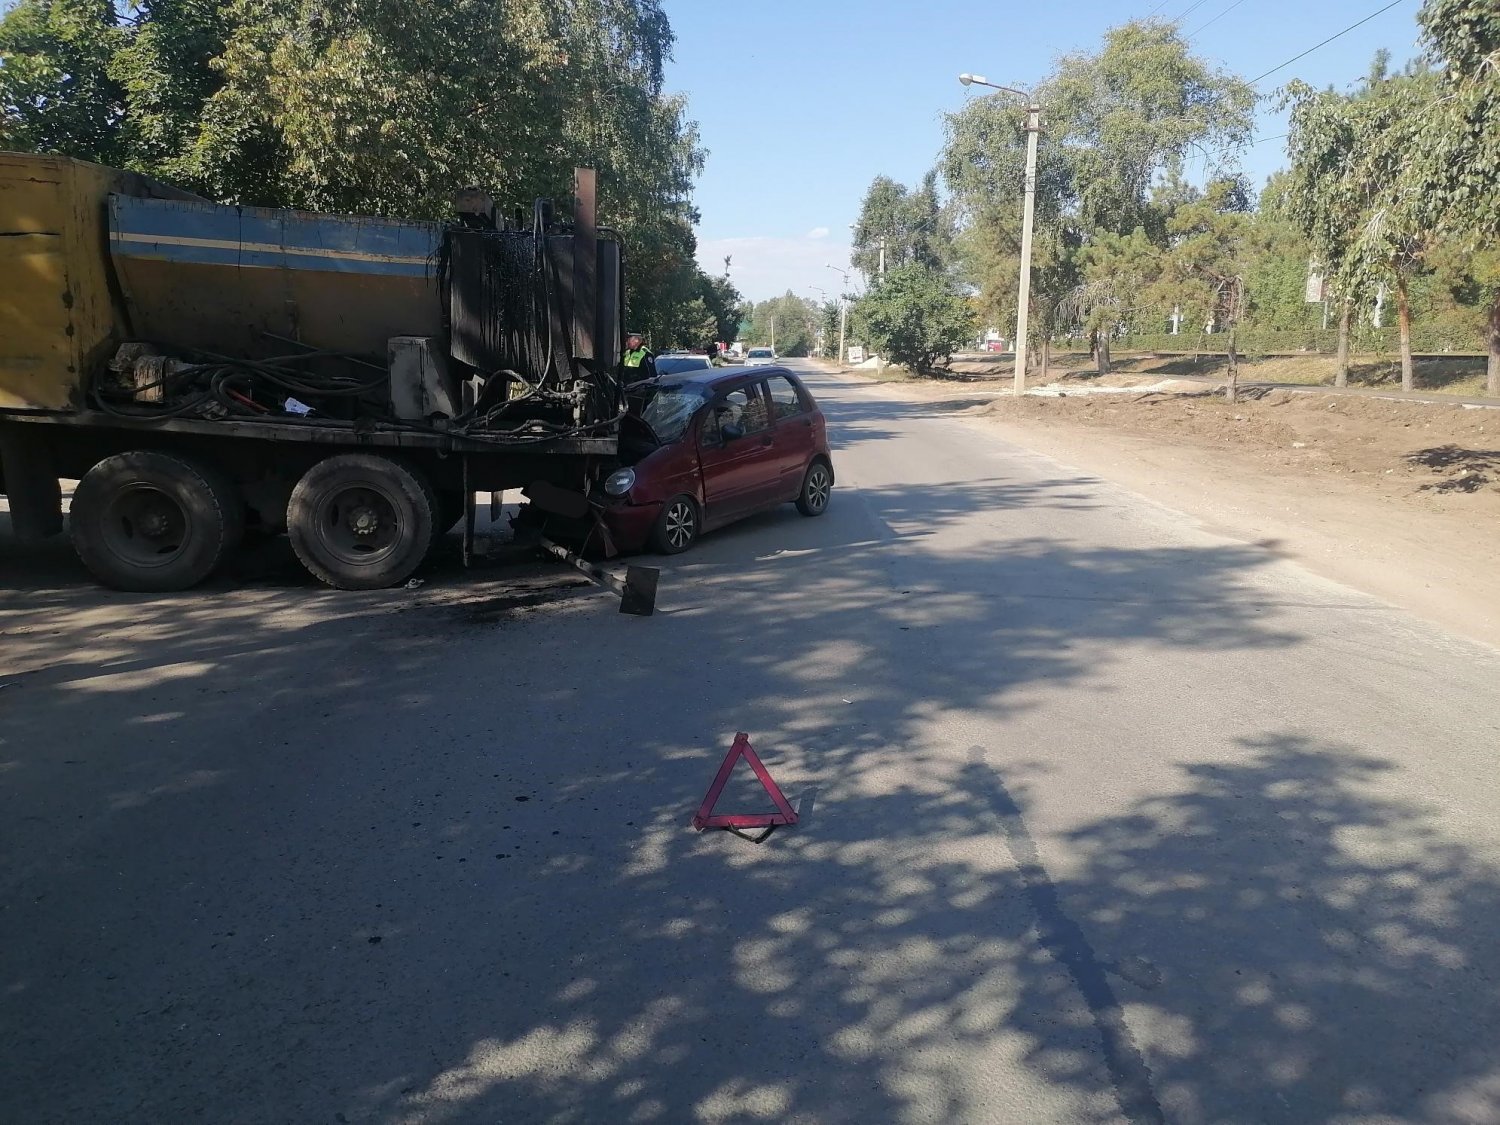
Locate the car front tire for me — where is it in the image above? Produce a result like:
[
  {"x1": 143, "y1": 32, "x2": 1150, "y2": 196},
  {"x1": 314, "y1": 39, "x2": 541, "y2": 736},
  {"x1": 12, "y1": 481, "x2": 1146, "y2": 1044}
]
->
[{"x1": 650, "y1": 494, "x2": 700, "y2": 554}]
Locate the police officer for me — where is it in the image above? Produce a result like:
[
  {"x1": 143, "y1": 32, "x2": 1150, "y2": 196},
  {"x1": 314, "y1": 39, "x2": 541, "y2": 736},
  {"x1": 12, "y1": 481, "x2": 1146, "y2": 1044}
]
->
[{"x1": 621, "y1": 332, "x2": 656, "y2": 383}]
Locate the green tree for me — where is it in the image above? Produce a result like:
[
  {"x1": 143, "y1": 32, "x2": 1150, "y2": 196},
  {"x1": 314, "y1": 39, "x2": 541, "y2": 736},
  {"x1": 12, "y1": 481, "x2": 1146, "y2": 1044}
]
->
[
  {"x1": 0, "y1": 0, "x2": 125, "y2": 163},
  {"x1": 819, "y1": 300, "x2": 843, "y2": 360},
  {"x1": 108, "y1": 0, "x2": 232, "y2": 182},
  {"x1": 1065, "y1": 228, "x2": 1168, "y2": 374},
  {"x1": 1416, "y1": 0, "x2": 1500, "y2": 394},
  {"x1": 1157, "y1": 180, "x2": 1255, "y2": 399},
  {"x1": 744, "y1": 292, "x2": 818, "y2": 357},
  {"x1": 851, "y1": 171, "x2": 950, "y2": 277},
  {"x1": 941, "y1": 20, "x2": 1253, "y2": 375},
  {"x1": 1284, "y1": 65, "x2": 1437, "y2": 391},
  {"x1": 941, "y1": 87, "x2": 1079, "y2": 375},
  {"x1": 1045, "y1": 20, "x2": 1255, "y2": 241},
  {"x1": 698, "y1": 273, "x2": 744, "y2": 347},
  {"x1": 854, "y1": 263, "x2": 976, "y2": 373},
  {"x1": 1245, "y1": 174, "x2": 1321, "y2": 334}
]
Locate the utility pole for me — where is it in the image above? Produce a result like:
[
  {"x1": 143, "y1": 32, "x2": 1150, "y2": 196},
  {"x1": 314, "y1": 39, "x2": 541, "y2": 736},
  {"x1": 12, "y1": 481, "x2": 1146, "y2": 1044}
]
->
[
  {"x1": 826, "y1": 263, "x2": 852, "y2": 368},
  {"x1": 770, "y1": 316, "x2": 776, "y2": 353},
  {"x1": 838, "y1": 300, "x2": 847, "y2": 370},
  {"x1": 809, "y1": 287, "x2": 828, "y2": 357},
  {"x1": 878, "y1": 237, "x2": 886, "y2": 278},
  {"x1": 960, "y1": 74, "x2": 1040, "y2": 397}
]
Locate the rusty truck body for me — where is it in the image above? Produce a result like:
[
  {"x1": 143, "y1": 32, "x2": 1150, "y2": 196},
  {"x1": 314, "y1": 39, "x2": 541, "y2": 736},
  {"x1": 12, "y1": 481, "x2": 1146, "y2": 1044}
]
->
[{"x1": 0, "y1": 152, "x2": 624, "y2": 590}]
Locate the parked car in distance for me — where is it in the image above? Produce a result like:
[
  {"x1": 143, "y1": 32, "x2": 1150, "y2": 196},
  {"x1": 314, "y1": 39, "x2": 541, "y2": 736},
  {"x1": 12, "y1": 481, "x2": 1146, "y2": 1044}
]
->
[
  {"x1": 601, "y1": 366, "x2": 834, "y2": 554},
  {"x1": 744, "y1": 347, "x2": 776, "y2": 367},
  {"x1": 655, "y1": 353, "x2": 715, "y2": 376}
]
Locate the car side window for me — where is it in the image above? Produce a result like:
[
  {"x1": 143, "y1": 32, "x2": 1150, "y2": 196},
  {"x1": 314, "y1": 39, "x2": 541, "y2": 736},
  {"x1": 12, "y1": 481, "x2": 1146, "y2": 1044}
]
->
[
  {"x1": 738, "y1": 383, "x2": 771, "y2": 433},
  {"x1": 699, "y1": 385, "x2": 769, "y2": 445},
  {"x1": 699, "y1": 406, "x2": 723, "y2": 446},
  {"x1": 767, "y1": 375, "x2": 805, "y2": 420}
]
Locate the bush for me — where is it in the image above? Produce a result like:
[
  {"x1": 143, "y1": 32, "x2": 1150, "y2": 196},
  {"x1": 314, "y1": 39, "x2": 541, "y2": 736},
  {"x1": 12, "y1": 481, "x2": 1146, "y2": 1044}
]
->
[{"x1": 855, "y1": 264, "x2": 977, "y2": 373}]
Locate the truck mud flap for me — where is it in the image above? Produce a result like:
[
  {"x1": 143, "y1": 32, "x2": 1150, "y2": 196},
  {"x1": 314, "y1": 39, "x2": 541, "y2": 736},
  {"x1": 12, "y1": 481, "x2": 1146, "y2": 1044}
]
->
[{"x1": 0, "y1": 425, "x2": 63, "y2": 541}]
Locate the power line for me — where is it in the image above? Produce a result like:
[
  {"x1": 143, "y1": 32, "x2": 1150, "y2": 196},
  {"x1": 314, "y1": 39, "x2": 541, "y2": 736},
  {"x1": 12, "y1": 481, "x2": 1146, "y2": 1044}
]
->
[
  {"x1": 1249, "y1": 0, "x2": 1409, "y2": 85},
  {"x1": 1187, "y1": 0, "x2": 1251, "y2": 37},
  {"x1": 1174, "y1": 0, "x2": 1216, "y2": 23}
]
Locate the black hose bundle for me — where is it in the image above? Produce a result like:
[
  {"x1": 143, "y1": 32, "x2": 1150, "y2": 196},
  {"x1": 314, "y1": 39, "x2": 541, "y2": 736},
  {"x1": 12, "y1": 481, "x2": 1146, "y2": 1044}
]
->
[{"x1": 90, "y1": 349, "x2": 387, "y2": 420}]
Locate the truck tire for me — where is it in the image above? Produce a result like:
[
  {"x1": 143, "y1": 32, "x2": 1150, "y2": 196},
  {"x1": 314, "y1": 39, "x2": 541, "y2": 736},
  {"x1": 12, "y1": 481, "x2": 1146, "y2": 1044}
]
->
[
  {"x1": 287, "y1": 454, "x2": 435, "y2": 589},
  {"x1": 69, "y1": 451, "x2": 244, "y2": 592}
]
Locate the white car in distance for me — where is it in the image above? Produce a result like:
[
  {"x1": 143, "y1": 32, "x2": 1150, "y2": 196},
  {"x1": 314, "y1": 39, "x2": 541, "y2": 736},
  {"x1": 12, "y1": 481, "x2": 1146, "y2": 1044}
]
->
[{"x1": 744, "y1": 347, "x2": 776, "y2": 367}]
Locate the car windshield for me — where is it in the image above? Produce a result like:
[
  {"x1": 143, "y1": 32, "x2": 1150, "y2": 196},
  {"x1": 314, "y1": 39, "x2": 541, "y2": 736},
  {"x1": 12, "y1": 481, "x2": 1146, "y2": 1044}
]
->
[
  {"x1": 632, "y1": 383, "x2": 710, "y2": 444},
  {"x1": 748, "y1": 348, "x2": 773, "y2": 358},
  {"x1": 656, "y1": 356, "x2": 713, "y2": 375}
]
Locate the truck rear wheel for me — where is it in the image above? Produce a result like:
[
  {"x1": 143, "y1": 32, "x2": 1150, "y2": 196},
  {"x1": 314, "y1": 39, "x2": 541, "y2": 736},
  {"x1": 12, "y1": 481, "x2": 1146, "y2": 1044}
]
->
[
  {"x1": 69, "y1": 451, "x2": 244, "y2": 592},
  {"x1": 287, "y1": 454, "x2": 435, "y2": 589}
]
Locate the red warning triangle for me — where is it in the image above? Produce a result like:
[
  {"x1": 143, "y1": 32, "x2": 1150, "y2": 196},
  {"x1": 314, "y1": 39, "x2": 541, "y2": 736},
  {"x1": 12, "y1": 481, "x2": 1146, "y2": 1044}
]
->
[{"x1": 692, "y1": 732, "x2": 799, "y2": 831}]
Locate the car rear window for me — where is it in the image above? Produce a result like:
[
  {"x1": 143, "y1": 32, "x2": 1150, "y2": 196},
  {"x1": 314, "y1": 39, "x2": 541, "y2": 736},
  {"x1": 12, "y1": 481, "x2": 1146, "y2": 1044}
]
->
[{"x1": 656, "y1": 356, "x2": 712, "y2": 375}]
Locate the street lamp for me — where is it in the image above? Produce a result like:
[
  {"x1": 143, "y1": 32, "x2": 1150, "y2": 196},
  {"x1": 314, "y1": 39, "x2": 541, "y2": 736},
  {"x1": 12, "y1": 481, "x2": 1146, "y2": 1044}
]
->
[
  {"x1": 824, "y1": 266, "x2": 850, "y2": 371},
  {"x1": 959, "y1": 73, "x2": 1040, "y2": 396}
]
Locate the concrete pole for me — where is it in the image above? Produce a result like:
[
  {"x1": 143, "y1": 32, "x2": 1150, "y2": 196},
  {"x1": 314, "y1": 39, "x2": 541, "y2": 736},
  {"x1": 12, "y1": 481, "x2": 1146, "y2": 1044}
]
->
[
  {"x1": 878, "y1": 237, "x2": 886, "y2": 278},
  {"x1": 838, "y1": 301, "x2": 847, "y2": 370},
  {"x1": 1013, "y1": 102, "x2": 1040, "y2": 397}
]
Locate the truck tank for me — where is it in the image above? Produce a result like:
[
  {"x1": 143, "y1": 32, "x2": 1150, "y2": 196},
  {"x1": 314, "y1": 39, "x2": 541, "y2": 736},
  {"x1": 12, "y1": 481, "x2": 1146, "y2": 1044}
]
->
[
  {"x1": 1, "y1": 151, "x2": 622, "y2": 427},
  {"x1": 107, "y1": 194, "x2": 445, "y2": 362}
]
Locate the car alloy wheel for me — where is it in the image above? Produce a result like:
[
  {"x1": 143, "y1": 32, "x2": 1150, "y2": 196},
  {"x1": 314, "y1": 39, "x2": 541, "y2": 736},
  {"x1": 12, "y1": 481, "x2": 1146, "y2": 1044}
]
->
[
  {"x1": 797, "y1": 461, "x2": 832, "y2": 516},
  {"x1": 651, "y1": 494, "x2": 700, "y2": 554}
]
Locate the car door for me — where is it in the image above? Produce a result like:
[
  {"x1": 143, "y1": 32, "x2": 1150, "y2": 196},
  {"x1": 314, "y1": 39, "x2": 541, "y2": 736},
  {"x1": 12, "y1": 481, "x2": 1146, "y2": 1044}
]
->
[
  {"x1": 764, "y1": 373, "x2": 816, "y2": 500},
  {"x1": 695, "y1": 380, "x2": 780, "y2": 525}
]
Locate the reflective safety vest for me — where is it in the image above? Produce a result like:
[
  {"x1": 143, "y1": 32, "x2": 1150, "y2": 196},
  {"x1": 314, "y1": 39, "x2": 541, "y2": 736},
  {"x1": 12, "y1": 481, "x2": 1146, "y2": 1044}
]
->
[{"x1": 623, "y1": 346, "x2": 651, "y2": 368}]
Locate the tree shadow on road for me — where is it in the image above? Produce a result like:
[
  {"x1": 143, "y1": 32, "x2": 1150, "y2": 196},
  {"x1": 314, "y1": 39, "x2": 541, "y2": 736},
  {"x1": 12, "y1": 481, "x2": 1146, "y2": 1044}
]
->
[{"x1": 9, "y1": 431, "x2": 1492, "y2": 1123}]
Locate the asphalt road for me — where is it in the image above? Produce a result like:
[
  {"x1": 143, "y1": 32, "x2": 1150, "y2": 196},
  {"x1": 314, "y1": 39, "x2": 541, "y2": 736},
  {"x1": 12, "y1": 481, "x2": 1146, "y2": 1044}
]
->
[{"x1": 4, "y1": 358, "x2": 1500, "y2": 1124}]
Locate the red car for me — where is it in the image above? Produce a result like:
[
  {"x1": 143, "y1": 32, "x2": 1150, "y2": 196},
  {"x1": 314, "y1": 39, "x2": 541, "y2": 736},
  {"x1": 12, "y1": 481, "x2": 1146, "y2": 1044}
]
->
[{"x1": 599, "y1": 366, "x2": 834, "y2": 553}]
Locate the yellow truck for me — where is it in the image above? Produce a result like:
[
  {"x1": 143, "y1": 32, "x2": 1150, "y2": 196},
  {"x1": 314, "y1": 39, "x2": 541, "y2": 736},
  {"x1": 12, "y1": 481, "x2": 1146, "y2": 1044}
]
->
[{"x1": 0, "y1": 152, "x2": 624, "y2": 590}]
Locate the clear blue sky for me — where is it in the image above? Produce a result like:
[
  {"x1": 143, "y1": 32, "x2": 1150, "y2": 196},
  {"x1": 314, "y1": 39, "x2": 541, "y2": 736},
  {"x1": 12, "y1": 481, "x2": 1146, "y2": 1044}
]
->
[{"x1": 663, "y1": 0, "x2": 1425, "y2": 303}]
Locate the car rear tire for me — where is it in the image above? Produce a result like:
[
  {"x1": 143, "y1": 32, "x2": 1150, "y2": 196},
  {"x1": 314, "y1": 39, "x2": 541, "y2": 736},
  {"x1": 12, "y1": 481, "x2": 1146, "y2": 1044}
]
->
[
  {"x1": 69, "y1": 451, "x2": 244, "y2": 592},
  {"x1": 287, "y1": 454, "x2": 435, "y2": 589},
  {"x1": 650, "y1": 494, "x2": 700, "y2": 554},
  {"x1": 795, "y1": 459, "x2": 833, "y2": 517}
]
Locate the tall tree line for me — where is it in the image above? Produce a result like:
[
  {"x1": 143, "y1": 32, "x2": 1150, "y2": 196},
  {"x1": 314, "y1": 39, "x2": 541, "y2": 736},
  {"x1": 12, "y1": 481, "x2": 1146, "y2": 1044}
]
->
[{"x1": 848, "y1": 9, "x2": 1499, "y2": 391}]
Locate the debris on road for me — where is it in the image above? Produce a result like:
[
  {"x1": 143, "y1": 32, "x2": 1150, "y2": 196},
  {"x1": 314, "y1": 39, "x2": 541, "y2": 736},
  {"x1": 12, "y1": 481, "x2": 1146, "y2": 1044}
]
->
[{"x1": 540, "y1": 536, "x2": 659, "y2": 616}]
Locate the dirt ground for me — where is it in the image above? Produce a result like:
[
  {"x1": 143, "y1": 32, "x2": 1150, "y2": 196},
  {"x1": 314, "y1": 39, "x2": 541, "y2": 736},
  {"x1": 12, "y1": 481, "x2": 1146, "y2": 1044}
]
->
[
  {"x1": 829, "y1": 361, "x2": 1500, "y2": 649},
  {"x1": 983, "y1": 385, "x2": 1500, "y2": 514},
  {"x1": 942, "y1": 350, "x2": 1494, "y2": 397}
]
